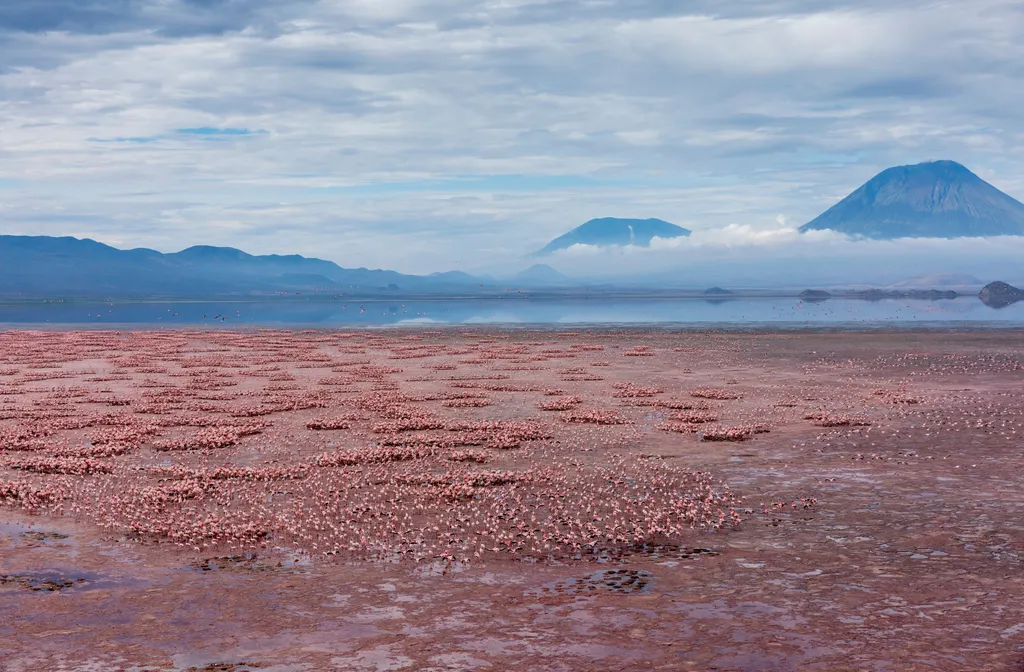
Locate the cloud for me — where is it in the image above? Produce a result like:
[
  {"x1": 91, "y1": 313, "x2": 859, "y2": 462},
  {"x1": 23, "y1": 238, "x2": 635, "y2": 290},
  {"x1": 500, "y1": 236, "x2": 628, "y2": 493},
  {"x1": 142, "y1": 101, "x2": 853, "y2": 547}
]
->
[
  {"x1": 0, "y1": 0, "x2": 314, "y2": 37},
  {"x1": 555, "y1": 224, "x2": 1024, "y2": 255},
  {"x1": 543, "y1": 225, "x2": 847, "y2": 259},
  {"x1": 0, "y1": 0, "x2": 1022, "y2": 273},
  {"x1": 537, "y1": 225, "x2": 1024, "y2": 285},
  {"x1": 654, "y1": 224, "x2": 844, "y2": 248},
  {"x1": 176, "y1": 127, "x2": 260, "y2": 136}
]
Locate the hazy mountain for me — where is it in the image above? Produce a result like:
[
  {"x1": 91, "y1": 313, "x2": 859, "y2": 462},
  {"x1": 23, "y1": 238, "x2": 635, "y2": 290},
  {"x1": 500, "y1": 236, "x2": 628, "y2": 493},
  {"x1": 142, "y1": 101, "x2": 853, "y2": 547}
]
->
[
  {"x1": 512, "y1": 264, "x2": 571, "y2": 285},
  {"x1": 533, "y1": 218, "x2": 690, "y2": 256},
  {"x1": 428, "y1": 270, "x2": 479, "y2": 284},
  {"x1": 799, "y1": 160, "x2": 1024, "y2": 238},
  {"x1": 0, "y1": 235, "x2": 479, "y2": 298},
  {"x1": 887, "y1": 273, "x2": 983, "y2": 289}
]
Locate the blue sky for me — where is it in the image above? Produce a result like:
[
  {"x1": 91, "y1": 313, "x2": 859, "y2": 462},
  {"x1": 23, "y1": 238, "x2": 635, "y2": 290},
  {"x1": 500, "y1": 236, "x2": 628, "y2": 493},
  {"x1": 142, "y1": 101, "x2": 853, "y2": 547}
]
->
[{"x1": 1, "y1": 0, "x2": 1023, "y2": 275}]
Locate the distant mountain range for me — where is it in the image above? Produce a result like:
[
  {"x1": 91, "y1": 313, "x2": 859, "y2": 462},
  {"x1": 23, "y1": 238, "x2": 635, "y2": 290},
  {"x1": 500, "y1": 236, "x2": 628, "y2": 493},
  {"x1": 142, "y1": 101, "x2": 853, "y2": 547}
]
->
[
  {"x1": 1, "y1": 233, "x2": 1017, "y2": 302},
  {"x1": 800, "y1": 160, "x2": 1024, "y2": 238},
  {"x1": 533, "y1": 218, "x2": 690, "y2": 256},
  {"x1": 6, "y1": 160, "x2": 1024, "y2": 299},
  {"x1": 0, "y1": 236, "x2": 480, "y2": 298}
]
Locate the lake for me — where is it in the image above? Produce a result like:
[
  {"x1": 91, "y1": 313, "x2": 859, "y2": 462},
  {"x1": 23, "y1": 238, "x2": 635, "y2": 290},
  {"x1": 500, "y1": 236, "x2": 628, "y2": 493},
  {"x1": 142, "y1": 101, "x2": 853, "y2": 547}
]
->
[{"x1": 1, "y1": 296, "x2": 1022, "y2": 328}]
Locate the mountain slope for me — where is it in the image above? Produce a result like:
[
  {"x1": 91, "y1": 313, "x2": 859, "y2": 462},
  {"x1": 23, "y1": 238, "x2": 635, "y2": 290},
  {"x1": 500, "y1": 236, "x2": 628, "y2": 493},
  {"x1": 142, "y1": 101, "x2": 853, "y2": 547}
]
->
[
  {"x1": 512, "y1": 264, "x2": 571, "y2": 285},
  {"x1": 0, "y1": 236, "x2": 477, "y2": 298},
  {"x1": 887, "y1": 273, "x2": 983, "y2": 289},
  {"x1": 799, "y1": 160, "x2": 1024, "y2": 238},
  {"x1": 534, "y1": 218, "x2": 690, "y2": 256}
]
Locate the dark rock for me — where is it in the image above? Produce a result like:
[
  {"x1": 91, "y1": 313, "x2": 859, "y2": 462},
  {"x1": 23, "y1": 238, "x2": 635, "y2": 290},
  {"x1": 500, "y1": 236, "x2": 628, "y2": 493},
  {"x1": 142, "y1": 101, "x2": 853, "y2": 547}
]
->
[
  {"x1": 979, "y1": 281, "x2": 1024, "y2": 308},
  {"x1": 799, "y1": 289, "x2": 832, "y2": 301}
]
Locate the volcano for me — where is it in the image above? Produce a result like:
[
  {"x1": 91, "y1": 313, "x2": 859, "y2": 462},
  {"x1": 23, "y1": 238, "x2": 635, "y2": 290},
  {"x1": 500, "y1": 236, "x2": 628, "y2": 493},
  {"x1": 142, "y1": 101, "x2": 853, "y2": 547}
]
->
[
  {"x1": 533, "y1": 218, "x2": 690, "y2": 256},
  {"x1": 799, "y1": 160, "x2": 1024, "y2": 238}
]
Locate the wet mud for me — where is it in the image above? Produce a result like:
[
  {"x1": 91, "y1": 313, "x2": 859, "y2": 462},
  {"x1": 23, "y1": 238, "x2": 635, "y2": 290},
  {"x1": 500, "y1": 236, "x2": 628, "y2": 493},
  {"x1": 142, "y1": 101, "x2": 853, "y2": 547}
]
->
[{"x1": 1, "y1": 328, "x2": 1023, "y2": 670}]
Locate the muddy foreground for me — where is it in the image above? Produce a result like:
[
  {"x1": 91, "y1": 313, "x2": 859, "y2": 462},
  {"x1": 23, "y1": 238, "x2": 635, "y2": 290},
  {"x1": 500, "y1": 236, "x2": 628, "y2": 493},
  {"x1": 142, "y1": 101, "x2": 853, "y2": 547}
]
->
[{"x1": 1, "y1": 328, "x2": 1023, "y2": 671}]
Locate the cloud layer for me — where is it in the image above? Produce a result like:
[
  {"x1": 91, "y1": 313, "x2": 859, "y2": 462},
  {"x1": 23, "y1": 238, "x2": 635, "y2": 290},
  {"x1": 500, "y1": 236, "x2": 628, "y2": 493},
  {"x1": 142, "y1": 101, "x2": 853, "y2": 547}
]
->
[
  {"x1": 540, "y1": 226, "x2": 1024, "y2": 286},
  {"x1": 1, "y1": 0, "x2": 1023, "y2": 274}
]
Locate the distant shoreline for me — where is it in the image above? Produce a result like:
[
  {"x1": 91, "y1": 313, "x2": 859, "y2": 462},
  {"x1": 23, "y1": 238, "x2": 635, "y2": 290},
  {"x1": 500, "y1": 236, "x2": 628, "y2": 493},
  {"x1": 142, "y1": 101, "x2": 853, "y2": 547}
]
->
[
  {"x1": 0, "y1": 290, "x2": 984, "y2": 305},
  {"x1": 1, "y1": 322, "x2": 1021, "y2": 334}
]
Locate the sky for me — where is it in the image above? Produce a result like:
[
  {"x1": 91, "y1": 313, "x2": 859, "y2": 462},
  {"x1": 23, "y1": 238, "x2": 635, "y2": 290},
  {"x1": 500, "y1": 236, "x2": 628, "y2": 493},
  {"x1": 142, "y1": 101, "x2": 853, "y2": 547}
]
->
[{"x1": 1, "y1": 0, "x2": 1024, "y2": 278}]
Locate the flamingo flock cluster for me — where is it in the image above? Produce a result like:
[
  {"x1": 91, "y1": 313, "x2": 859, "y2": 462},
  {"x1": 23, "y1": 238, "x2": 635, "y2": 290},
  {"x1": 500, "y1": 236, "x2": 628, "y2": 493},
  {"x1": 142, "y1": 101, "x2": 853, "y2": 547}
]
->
[
  {"x1": 0, "y1": 330, "x2": 752, "y2": 562},
  {"x1": 2, "y1": 328, "x2": 1022, "y2": 566}
]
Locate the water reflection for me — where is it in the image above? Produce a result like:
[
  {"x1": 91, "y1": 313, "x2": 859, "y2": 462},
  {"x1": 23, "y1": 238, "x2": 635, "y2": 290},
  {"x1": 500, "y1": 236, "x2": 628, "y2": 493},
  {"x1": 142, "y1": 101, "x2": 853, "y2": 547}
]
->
[
  {"x1": 978, "y1": 295, "x2": 1024, "y2": 309},
  {"x1": 0, "y1": 296, "x2": 1021, "y2": 328}
]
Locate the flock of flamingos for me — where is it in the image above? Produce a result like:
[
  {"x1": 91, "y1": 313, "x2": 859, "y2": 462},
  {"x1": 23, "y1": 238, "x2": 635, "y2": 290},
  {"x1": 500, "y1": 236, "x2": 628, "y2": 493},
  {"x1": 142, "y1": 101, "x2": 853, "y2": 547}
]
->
[{"x1": 1, "y1": 328, "x2": 1018, "y2": 570}]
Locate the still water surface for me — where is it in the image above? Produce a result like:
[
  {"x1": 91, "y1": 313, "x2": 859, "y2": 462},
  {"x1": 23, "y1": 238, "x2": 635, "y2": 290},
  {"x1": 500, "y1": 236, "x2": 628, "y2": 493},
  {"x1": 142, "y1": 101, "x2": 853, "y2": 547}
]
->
[{"x1": 1, "y1": 297, "x2": 1021, "y2": 328}]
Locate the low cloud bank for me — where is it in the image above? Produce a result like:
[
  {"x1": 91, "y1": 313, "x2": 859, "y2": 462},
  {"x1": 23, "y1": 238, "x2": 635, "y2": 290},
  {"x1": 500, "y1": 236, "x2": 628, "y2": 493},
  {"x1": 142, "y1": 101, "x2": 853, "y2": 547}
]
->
[{"x1": 544, "y1": 225, "x2": 1024, "y2": 286}]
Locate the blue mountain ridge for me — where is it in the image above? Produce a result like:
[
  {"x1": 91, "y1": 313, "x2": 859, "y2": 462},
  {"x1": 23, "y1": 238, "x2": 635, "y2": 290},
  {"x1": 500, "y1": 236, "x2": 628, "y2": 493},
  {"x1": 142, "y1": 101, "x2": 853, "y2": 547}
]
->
[{"x1": 0, "y1": 236, "x2": 478, "y2": 298}]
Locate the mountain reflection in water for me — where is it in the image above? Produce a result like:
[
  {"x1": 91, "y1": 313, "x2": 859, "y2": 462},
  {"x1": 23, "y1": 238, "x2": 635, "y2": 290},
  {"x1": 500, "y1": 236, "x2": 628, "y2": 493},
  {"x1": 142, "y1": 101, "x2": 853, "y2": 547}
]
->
[{"x1": 0, "y1": 297, "x2": 1021, "y2": 328}]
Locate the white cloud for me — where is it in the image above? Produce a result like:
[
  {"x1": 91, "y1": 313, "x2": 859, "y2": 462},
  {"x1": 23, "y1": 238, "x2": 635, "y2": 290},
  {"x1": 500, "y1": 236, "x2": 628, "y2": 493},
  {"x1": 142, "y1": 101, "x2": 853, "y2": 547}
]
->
[
  {"x1": 543, "y1": 223, "x2": 853, "y2": 258},
  {"x1": 0, "y1": 0, "x2": 1022, "y2": 273},
  {"x1": 653, "y1": 224, "x2": 844, "y2": 248},
  {"x1": 536, "y1": 225, "x2": 1024, "y2": 285}
]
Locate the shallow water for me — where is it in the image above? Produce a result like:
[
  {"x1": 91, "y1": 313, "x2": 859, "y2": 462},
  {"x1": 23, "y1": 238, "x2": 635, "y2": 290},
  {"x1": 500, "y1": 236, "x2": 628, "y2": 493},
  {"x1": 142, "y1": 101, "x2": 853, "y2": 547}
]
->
[{"x1": 1, "y1": 296, "x2": 1022, "y2": 328}]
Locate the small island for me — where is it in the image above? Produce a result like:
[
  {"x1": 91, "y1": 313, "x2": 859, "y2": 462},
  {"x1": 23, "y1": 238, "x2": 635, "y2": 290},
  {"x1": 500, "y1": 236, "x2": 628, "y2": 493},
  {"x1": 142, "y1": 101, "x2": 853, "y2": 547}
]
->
[
  {"x1": 799, "y1": 289, "x2": 832, "y2": 301},
  {"x1": 979, "y1": 281, "x2": 1024, "y2": 308},
  {"x1": 848, "y1": 289, "x2": 957, "y2": 301}
]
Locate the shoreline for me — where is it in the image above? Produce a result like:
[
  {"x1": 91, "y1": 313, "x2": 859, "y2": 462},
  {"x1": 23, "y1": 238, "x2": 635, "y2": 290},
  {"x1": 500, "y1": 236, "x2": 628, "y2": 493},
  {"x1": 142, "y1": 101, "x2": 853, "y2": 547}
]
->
[
  {"x1": 2, "y1": 321, "x2": 1024, "y2": 332},
  {"x1": 0, "y1": 290, "x2": 994, "y2": 304}
]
